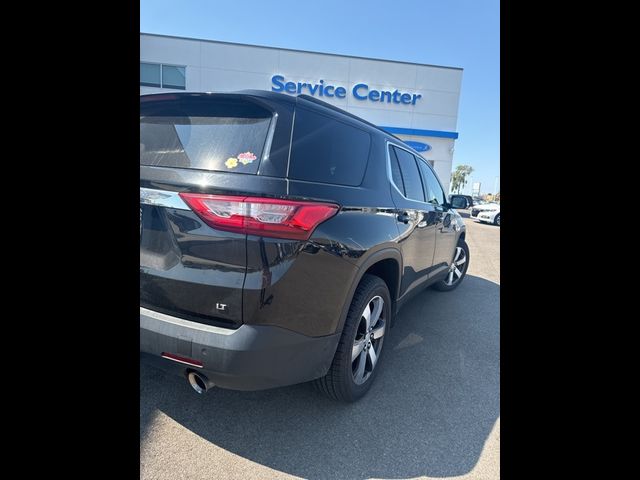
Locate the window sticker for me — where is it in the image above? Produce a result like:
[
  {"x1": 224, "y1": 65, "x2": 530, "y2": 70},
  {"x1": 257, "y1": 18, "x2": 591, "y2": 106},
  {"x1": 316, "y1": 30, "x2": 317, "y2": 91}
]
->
[
  {"x1": 225, "y1": 157, "x2": 238, "y2": 169},
  {"x1": 238, "y1": 151, "x2": 257, "y2": 165}
]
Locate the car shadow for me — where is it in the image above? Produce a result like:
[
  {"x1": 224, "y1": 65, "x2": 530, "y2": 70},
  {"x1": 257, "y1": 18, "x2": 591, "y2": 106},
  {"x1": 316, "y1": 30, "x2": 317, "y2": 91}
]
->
[{"x1": 140, "y1": 274, "x2": 500, "y2": 479}]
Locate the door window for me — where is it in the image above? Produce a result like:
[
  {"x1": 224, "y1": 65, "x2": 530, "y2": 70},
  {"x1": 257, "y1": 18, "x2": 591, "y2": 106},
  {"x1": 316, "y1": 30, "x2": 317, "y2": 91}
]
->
[
  {"x1": 391, "y1": 146, "x2": 425, "y2": 202},
  {"x1": 389, "y1": 147, "x2": 406, "y2": 195},
  {"x1": 417, "y1": 159, "x2": 446, "y2": 206}
]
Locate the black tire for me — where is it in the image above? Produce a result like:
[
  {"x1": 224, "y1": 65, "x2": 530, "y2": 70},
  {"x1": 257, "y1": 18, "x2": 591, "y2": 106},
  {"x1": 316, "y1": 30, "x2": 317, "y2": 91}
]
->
[
  {"x1": 432, "y1": 238, "x2": 470, "y2": 291},
  {"x1": 494, "y1": 213, "x2": 500, "y2": 226},
  {"x1": 314, "y1": 274, "x2": 391, "y2": 402}
]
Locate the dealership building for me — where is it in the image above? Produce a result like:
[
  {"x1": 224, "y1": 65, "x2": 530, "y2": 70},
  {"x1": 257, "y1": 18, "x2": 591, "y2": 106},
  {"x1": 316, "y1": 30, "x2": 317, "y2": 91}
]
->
[{"x1": 140, "y1": 33, "x2": 463, "y2": 192}]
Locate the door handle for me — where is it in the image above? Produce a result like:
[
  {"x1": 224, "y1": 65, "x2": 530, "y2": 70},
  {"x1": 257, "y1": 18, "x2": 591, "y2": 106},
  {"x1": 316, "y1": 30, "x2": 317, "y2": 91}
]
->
[{"x1": 397, "y1": 212, "x2": 410, "y2": 224}]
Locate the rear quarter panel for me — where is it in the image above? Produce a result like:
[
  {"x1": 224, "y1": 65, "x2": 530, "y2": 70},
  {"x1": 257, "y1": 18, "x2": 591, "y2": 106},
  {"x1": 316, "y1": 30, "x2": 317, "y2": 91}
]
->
[{"x1": 242, "y1": 134, "x2": 403, "y2": 337}]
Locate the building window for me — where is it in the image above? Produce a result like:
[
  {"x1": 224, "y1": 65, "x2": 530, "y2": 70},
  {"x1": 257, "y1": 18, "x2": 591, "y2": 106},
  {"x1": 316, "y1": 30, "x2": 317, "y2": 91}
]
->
[
  {"x1": 162, "y1": 65, "x2": 186, "y2": 89},
  {"x1": 140, "y1": 62, "x2": 186, "y2": 90},
  {"x1": 140, "y1": 63, "x2": 160, "y2": 88}
]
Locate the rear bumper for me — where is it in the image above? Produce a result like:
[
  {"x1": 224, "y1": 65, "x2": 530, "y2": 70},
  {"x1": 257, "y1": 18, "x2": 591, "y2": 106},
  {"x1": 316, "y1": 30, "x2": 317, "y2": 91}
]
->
[{"x1": 140, "y1": 307, "x2": 341, "y2": 391}]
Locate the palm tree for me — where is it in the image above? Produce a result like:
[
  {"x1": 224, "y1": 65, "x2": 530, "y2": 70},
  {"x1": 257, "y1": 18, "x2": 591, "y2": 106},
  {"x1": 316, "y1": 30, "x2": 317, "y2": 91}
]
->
[{"x1": 451, "y1": 165, "x2": 474, "y2": 193}]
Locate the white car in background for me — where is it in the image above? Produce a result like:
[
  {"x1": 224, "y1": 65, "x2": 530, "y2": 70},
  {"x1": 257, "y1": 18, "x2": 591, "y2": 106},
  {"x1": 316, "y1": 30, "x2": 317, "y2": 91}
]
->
[{"x1": 470, "y1": 203, "x2": 500, "y2": 226}]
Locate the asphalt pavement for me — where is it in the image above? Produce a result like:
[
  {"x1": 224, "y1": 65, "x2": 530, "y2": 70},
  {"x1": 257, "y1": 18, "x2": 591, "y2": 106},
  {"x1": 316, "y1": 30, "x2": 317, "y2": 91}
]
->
[{"x1": 140, "y1": 214, "x2": 500, "y2": 480}]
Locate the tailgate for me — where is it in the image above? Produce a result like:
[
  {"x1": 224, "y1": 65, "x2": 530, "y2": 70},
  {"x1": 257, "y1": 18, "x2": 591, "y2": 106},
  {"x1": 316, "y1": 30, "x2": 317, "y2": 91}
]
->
[
  {"x1": 139, "y1": 93, "x2": 293, "y2": 328},
  {"x1": 140, "y1": 190, "x2": 246, "y2": 328}
]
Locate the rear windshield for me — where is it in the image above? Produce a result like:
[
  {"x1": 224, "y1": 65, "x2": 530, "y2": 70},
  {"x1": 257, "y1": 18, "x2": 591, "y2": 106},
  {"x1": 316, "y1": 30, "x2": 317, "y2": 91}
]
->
[{"x1": 140, "y1": 111, "x2": 271, "y2": 174}]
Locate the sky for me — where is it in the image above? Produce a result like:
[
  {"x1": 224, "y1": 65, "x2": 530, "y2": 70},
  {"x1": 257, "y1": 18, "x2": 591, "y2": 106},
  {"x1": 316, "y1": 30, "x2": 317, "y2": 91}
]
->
[{"x1": 141, "y1": 0, "x2": 500, "y2": 195}]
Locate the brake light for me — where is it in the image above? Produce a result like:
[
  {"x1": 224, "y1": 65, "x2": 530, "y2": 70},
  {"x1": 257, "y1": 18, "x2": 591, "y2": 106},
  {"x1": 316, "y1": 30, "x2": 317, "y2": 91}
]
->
[{"x1": 179, "y1": 193, "x2": 339, "y2": 240}]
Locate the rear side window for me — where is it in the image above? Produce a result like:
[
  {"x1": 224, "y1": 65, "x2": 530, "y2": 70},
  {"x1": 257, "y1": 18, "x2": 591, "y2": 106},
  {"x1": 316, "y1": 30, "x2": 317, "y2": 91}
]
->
[
  {"x1": 140, "y1": 100, "x2": 272, "y2": 174},
  {"x1": 392, "y1": 146, "x2": 425, "y2": 202},
  {"x1": 288, "y1": 107, "x2": 371, "y2": 186}
]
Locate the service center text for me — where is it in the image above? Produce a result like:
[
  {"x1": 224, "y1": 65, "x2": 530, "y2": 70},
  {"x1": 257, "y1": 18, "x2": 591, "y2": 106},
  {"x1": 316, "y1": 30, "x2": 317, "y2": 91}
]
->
[{"x1": 271, "y1": 75, "x2": 422, "y2": 105}]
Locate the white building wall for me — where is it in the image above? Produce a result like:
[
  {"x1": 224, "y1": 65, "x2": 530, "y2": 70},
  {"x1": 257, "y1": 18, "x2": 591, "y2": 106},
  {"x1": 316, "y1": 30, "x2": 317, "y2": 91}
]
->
[{"x1": 140, "y1": 34, "x2": 462, "y2": 192}]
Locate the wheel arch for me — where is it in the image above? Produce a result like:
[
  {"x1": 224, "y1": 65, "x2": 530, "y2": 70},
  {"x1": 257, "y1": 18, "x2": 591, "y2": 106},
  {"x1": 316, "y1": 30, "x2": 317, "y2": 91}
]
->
[{"x1": 335, "y1": 248, "x2": 402, "y2": 335}]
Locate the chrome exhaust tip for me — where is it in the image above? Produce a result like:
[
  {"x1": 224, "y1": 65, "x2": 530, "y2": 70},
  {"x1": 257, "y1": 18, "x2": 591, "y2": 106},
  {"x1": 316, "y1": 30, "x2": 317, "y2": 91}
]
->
[{"x1": 187, "y1": 371, "x2": 214, "y2": 394}]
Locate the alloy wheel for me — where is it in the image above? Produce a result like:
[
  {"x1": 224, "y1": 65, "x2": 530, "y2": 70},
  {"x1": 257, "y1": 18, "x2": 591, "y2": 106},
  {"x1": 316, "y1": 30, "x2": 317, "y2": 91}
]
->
[
  {"x1": 445, "y1": 246, "x2": 467, "y2": 286},
  {"x1": 351, "y1": 296, "x2": 386, "y2": 385}
]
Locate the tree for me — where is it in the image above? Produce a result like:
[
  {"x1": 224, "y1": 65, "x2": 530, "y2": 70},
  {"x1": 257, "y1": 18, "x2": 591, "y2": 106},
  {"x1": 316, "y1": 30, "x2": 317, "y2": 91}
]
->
[{"x1": 451, "y1": 165, "x2": 474, "y2": 193}]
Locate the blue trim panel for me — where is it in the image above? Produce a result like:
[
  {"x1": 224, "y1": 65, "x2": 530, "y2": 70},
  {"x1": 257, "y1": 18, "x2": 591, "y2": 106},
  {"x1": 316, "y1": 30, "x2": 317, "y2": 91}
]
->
[{"x1": 380, "y1": 126, "x2": 459, "y2": 139}]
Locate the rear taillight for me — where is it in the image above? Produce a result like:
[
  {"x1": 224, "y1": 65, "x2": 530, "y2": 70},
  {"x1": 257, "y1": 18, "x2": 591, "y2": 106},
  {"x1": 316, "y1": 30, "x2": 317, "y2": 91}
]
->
[{"x1": 179, "y1": 193, "x2": 339, "y2": 240}]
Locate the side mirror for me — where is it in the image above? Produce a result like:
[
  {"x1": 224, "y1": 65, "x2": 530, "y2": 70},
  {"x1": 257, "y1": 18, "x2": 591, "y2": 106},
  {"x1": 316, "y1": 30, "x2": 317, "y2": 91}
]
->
[{"x1": 449, "y1": 195, "x2": 469, "y2": 210}]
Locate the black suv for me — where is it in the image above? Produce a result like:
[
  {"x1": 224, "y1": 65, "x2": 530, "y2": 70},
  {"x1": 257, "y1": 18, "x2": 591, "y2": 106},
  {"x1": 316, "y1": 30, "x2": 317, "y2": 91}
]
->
[{"x1": 140, "y1": 91, "x2": 470, "y2": 402}]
